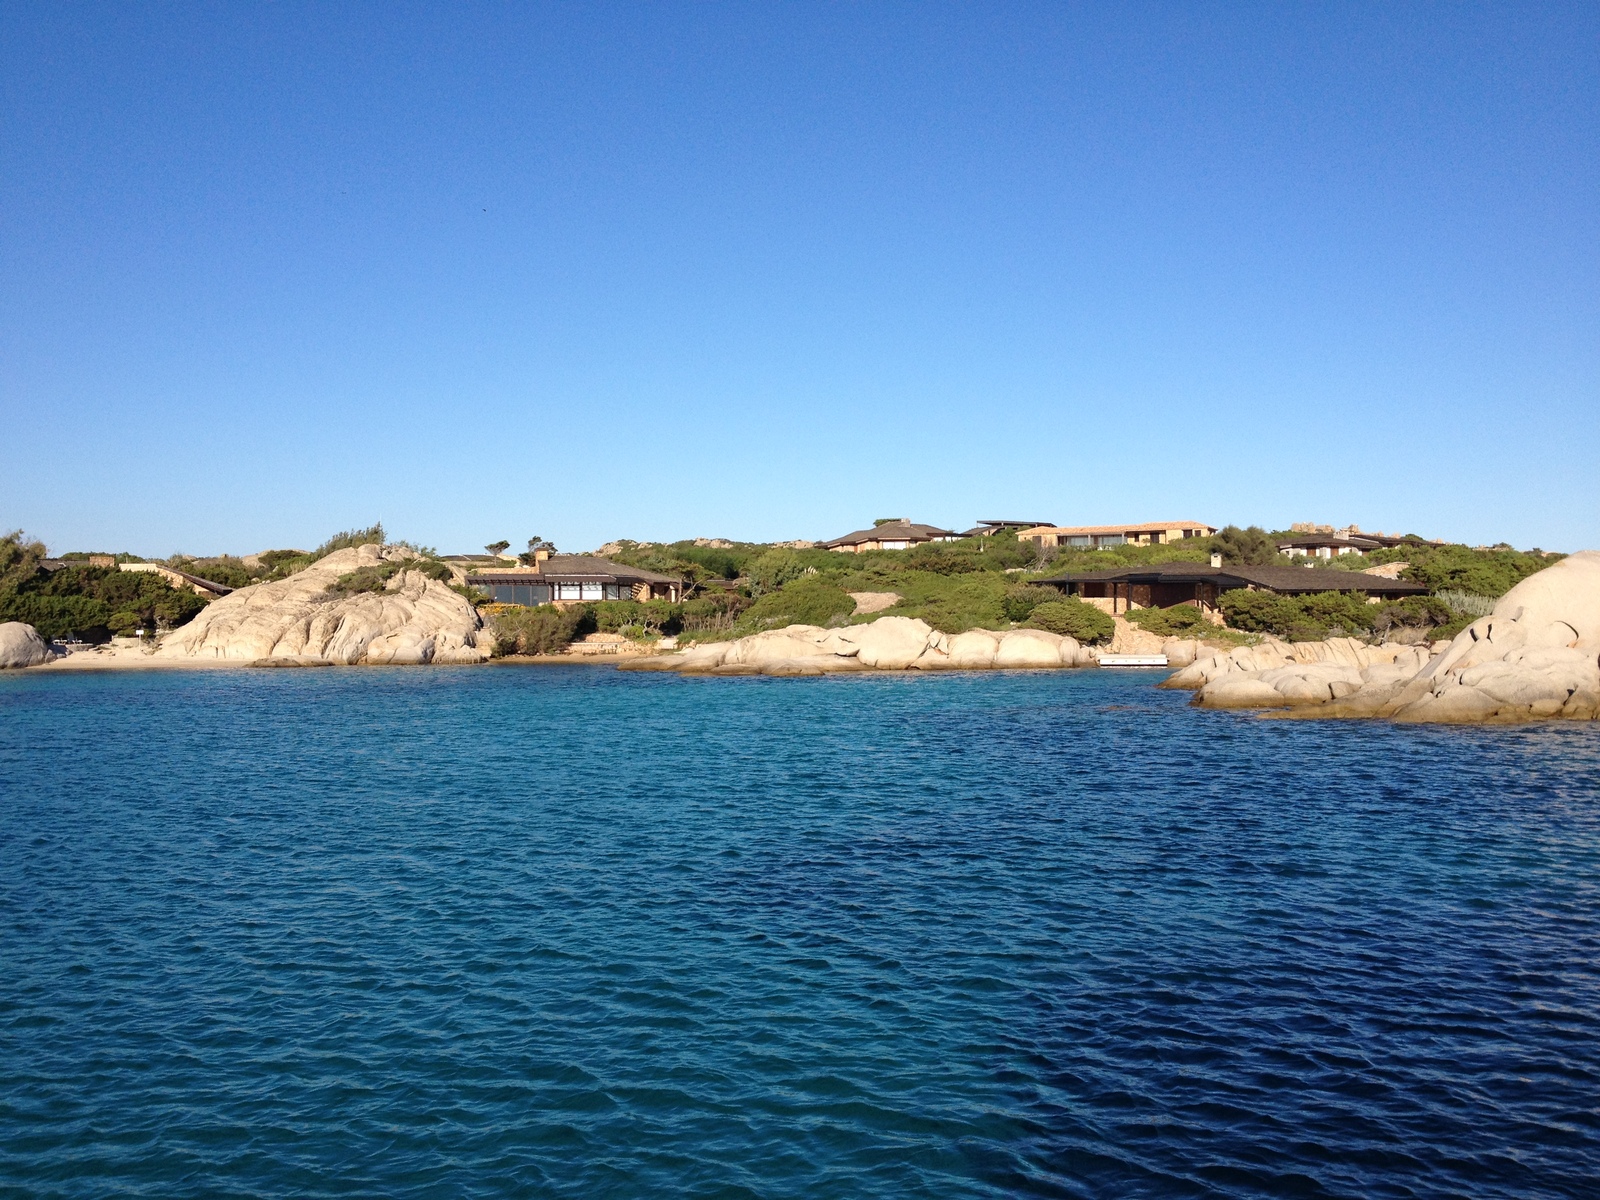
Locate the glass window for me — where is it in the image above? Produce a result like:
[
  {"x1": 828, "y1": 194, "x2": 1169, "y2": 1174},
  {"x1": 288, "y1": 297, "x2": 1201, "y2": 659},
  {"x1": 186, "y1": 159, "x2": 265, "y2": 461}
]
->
[
  {"x1": 580, "y1": 582, "x2": 603, "y2": 600},
  {"x1": 556, "y1": 582, "x2": 583, "y2": 600}
]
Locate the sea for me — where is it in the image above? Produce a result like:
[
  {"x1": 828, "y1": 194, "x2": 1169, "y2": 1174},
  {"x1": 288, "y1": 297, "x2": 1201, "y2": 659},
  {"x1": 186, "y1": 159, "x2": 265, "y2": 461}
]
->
[{"x1": 1, "y1": 665, "x2": 1597, "y2": 1199}]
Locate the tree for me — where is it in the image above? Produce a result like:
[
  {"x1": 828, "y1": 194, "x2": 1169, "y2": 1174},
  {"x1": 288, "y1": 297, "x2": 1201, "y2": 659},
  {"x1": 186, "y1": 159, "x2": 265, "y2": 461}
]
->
[
  {"x1": 1211, "y1": 525, "x2": 1280, "y2": 566},
  {"x1": 485, "y1": 540, "x2": 510, "y2": 557}
]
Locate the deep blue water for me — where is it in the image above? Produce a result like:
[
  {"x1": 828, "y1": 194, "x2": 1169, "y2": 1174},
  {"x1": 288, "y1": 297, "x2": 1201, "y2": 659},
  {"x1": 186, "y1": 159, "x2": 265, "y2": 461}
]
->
[{"x1": 1, "y1": 665, "x2": 1598, "y2": 1199}]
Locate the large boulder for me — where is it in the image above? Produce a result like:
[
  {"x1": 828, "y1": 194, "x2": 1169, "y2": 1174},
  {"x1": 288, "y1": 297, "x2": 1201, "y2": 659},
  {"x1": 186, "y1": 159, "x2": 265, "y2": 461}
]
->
[
  {"x1": 0, "y1": 622, "x2": 53, "y2": 669},
  {"x1": 942, "y1": 630, "x2": 1000, "y2": 669},
  {"x1": 619, "y1": 615, "x2": 1097, "y2": 676},
  {"x1": 826, "y1": 617, "x2": 941, "y2": 670},
  {"x1": 157, "y1": 545, "x2": 491, "y2": 665},
  {"x1": 1172, "y1": 551, "x2": 1600, "y2": 722},
  {"x1": 996, "y1": 628, "x2": 1068, "y2": 668}
]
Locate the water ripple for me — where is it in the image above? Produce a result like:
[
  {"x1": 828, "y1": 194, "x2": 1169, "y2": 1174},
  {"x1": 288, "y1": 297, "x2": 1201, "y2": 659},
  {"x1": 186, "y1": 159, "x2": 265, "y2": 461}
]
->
[{"x1": 1, "y1": 666, "x2": 1598, "y2": 1198}]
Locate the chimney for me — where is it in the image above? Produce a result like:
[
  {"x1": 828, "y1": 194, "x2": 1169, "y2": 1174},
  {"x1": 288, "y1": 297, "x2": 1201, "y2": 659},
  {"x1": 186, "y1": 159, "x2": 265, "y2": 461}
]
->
[
  {"x1": 535, "y1": 548, "x2": 550, "y2": 563},
  {"x1": 1210, "y1": 552, "x2": 1222, "y2": 568}
]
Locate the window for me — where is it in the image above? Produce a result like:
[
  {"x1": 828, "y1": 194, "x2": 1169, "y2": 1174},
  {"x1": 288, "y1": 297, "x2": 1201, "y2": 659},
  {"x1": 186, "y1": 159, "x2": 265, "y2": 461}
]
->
[
  {"x1": 555, "y1": 582, "x2": 584, "y2": 600},
  {"x1": 879, "y1": 540, "x2": 908, "y2": 550}
]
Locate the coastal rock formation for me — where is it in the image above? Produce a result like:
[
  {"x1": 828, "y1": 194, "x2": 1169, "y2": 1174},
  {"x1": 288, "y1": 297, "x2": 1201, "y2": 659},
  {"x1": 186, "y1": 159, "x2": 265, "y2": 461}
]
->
[
  {"x1": 0, "y1": 622, "x2": 54, "y2": 669},
  {"x1": 157, "y1": 545, "x2": 491, "y2": 666},
  {"x1": 621, "y1": 615, "x2": 1095, "y2": 676},
  {"x1": 1167, "y1": 551, "x2": 1600, "y2": 722}
]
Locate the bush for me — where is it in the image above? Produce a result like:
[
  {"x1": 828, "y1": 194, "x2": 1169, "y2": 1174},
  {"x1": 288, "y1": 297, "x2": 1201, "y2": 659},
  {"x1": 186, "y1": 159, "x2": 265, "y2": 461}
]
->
[
  {"x1": 1125, "y1": 604, "x2": 1215, "y2": 637},
  {"x1": 903, "y1": 544, "x2": 982, "y2": 574},
  {"x1": 1436, "y1": 588, "x2": 1496, "y2": 618},
  {"x1": 590, "y1": 600, "x2": 684, "y2": 635},
  {"x1": 1001, "y1": 584, "x2": 1059, "y2": 622},
  {"x1": 1397, "y1": 544, "x2": 1555, "y2": 597},
  {"x1": 0, "y1": 562, "x2": 207, "y2": 641},
  {"x1": 680, "y1": 592, "x2": 750, "y2": 637},
  {"x1": 1220, "y1": 589, "x2": 1378, "y2": 641},
  {"x1": 488, "y1": 605, "x2": 595, "y2": 656},
  {"x1": 1371, "y1": 595, "x2": 1453, "y2": 635},
  {"x1": 745, "y1": 549, "x2": 811, "y2": 596},
  {"x1": 1027, "y1": 599, "x2": 1115, "y2": 644},
  {"x1": 736, "y1": 578, "x2": 856, "y2": 631}
]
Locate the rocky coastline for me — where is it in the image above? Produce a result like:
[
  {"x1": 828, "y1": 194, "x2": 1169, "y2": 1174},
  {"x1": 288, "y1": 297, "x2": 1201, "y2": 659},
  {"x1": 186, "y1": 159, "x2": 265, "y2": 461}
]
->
[
  {"x1": 6, "y1": 543, "x2": 1597, "y2": 725},
  {"x1": 1162, "y1": 550, "x2": 1600, "y2": 723}
]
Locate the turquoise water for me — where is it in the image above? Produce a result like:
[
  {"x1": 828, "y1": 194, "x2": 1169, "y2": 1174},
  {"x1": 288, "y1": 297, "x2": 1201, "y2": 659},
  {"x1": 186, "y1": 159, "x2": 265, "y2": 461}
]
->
[{"x1": 2, "y1": 665, "x2": 1598, "y2": 1198}]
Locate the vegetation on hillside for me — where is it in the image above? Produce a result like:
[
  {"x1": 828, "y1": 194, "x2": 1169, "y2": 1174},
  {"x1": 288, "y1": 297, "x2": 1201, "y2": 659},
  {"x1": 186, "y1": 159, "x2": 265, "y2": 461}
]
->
[
  {"x1": 0, "y1": 531, "x2": 206, "y2": 640},
  {"x1": 1027, "y1": 600, "x2": 1115, "y2": 643}
]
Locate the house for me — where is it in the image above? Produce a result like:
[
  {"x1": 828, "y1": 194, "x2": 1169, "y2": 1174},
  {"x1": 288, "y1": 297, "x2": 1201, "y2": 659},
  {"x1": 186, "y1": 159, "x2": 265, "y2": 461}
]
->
[
  {"x1": 821, "y1": 519, "x2": 961, "y2": 553},
  {"x1": 958, "y1": 519, "x2": 1056, "y2": 537},
  {"x1": 1277, "y1": 533, "x2": 1384, "y2": 559},
  {"x1": 1031, "y1": 561, "x2": 1429, "y2": 616},
  {"x1": 1017, "y1": 521, "x2": 1217, "y2": 549},
  {"x1": 466, "y1": 552, "x2": 683, "y2": 606}
]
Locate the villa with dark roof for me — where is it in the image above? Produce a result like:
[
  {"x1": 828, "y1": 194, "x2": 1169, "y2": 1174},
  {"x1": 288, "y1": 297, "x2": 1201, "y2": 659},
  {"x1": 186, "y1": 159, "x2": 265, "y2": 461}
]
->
[
  {"x1": 821, "y1": 519, "x2": 960, "y2": 553},
  {"x1": 1032, "y1": 561, "x2": 1428, "y2": 616},
  {"x1": 466, "y1": 552, "x2": 683, "y2": 607}
]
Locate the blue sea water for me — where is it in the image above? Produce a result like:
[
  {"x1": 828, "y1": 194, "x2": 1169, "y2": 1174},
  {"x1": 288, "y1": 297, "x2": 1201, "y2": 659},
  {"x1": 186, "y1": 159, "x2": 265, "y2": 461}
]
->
[{"x1": 1, "y1": 666, "x2": 1598, "y2": 1199}]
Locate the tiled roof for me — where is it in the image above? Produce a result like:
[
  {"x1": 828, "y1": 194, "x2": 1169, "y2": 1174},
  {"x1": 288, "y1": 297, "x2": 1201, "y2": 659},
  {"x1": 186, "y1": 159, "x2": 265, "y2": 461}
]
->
[{"x1": 822, "y1": 521, "x2": 958, "y2": 548}]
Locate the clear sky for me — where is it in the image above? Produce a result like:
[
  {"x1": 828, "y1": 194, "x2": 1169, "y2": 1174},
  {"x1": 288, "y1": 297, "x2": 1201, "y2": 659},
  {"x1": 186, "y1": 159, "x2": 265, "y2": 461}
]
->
[{"x1": 2, "y1": 2, "x2": 1595, "y2": 556}]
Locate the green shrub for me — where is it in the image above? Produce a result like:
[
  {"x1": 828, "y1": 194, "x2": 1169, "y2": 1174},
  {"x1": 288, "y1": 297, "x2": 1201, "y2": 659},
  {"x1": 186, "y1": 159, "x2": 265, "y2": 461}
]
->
[
  {"x1": 1397, "y1": 544, "x2": 1555, "y2": 597},
  {"x1": 903, "y1": 544, "x2": 982, "y2": 574},
  {"x1": 590, "y1": 600, "x2": 685, "y2": 635},
  {"x1": 0, "y1": 561, "x2": 207, "y2": 641},
  {"x1": 1027, "y1": 599, "x2": 1115, "y2": 644},
  {"x1": 1125, "y1": 604, "x2": 1215, "y2": 637},
  {"x1": 1000, "y1": 584, "x2": 1059, "y2": 622},
  {"x1": 746, "y1": 549, "x2": 812, "y2": 596},
  {"x1": 736, "y1": 578, "x2": 856, "y2": 631},
  {"x1": 1220, "y1": 589, "x2": 1379, "y2": 641},
  {"x1": 488, "y1": 605, "x2": 595, "y2": 656},
  {"x1": 1371, "y1": 595, "x2": 1453, "y2": 635}
]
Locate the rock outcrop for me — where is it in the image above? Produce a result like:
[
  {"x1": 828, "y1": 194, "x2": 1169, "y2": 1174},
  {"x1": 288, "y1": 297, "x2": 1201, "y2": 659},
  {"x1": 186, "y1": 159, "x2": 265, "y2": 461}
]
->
[
  {"x1": 1165, "y1": 551, "x2": 1600, "y2": 723},
  {"x1": 620, "y1": 616, "x2": 1095, "y2": 676},
  {"x1": 0, "y1": 622, "x2": 54, "y2": 669},
  {"x1": 157, "y1": 545, "x2": 491, "y2": 665}
]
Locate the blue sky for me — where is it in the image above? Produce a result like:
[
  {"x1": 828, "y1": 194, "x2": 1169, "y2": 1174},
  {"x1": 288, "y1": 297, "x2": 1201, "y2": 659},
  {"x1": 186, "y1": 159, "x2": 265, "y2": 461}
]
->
[{"x1": 2, "y1": 2, "x2": 1595, "y2": 555}]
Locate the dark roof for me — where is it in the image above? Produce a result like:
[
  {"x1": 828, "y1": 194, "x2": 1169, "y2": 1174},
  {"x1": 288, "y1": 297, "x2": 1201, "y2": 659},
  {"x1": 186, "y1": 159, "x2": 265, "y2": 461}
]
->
[
  {"x1": 961, "y1": 519, "x2": 1056, "y2": 536},
  {"x1": 466, "y1": 555, "x2": 681, "y2": 586},
  {"x1": 165, "y1": 567, "x2": 234, "y2": 595},
  {"x1": 1033, "y1": 561, "x2": 1428, "y2": 596},
  {"x1": 822, "y1": 520, "x2": 958, "y2": 548},
  {"x1": 1277, "y1": 535, "x2": 1384, "y2": 550}
]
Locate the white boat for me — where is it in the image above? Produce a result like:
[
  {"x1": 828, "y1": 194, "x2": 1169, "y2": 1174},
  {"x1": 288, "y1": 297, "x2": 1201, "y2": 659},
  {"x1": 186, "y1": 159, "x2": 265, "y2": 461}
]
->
[{"x1": 1097, "y1": 654, "x2": 1169, "y2": 668}]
